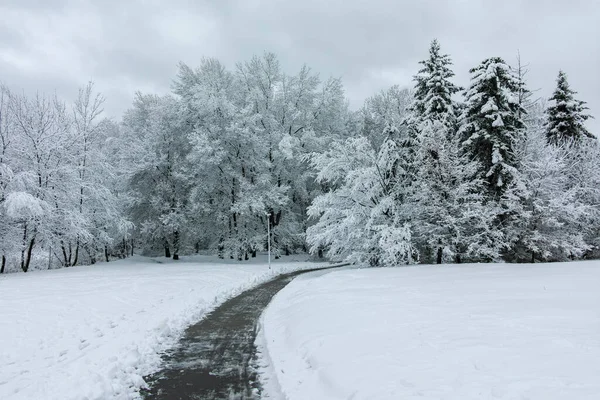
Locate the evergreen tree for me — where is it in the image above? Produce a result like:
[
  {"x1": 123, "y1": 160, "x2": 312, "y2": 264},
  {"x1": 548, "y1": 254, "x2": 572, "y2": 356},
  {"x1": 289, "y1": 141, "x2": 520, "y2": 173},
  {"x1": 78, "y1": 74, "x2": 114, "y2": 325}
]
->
[
  {"x1": 545, "y1": 70, "x2": 594, "y2": 144},
  {"x1": 410, "y1": 39, "x2": 461, "y2": 129},
  {"x1": 408, "y1": 41, "x2": 495, "y2": 263},
  {"x1": 459, "y1": 57, "x2": 526, "y2": 198}
]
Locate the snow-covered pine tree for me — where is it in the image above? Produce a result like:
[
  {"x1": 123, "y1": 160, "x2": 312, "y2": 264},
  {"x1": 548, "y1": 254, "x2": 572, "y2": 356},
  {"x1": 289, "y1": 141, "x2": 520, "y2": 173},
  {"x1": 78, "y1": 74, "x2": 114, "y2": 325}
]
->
[
  {"x1": 407, "y1": 41, "x2": 496, "y2": 263},
  {"x1": 459, "y1": 57, "x2": 527, "y2": 198},
  {"x1": 410, "y1": 39, "x2": 461, "y2": 129},
  {"x1": 543, "y1": 71, "x2": 598, "y2": 258},
  {"x1": 545, "y1": 70, "x2": 594, "y2": 144},
  {"x1": 458, "y1": 57, "x2": 528, "y2": 260}
]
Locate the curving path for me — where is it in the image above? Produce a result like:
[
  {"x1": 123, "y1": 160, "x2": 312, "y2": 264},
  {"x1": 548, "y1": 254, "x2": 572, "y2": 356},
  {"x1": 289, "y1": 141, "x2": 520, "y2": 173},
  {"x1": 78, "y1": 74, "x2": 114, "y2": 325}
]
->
[{"x1": 140, "y1": 264, "x2": 346, "y2": 400}]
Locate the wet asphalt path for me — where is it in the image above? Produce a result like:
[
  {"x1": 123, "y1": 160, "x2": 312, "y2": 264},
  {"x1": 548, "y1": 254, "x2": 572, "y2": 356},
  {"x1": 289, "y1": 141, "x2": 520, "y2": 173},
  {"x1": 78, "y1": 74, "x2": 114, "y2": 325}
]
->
[{"x1": 140, "y1": 264, "x2": 347, "y2": 400}]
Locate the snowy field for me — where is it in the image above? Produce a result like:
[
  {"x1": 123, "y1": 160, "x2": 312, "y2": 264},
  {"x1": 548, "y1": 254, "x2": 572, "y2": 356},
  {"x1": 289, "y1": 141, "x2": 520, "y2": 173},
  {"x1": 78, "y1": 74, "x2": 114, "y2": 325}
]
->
[
  {"x1": 0, "y1": 254, "x2": 324, "y2": 400},
  {"x1": 258, "y1": 262, "x2": 600, "y2": 400}
]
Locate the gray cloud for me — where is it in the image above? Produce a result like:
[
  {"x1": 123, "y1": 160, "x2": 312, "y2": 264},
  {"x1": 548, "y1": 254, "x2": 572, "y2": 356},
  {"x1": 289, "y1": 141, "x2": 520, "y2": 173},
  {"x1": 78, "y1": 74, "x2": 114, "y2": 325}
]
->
[{"x1": 0, "y1": 0, "x2": 598, "y2": 133}]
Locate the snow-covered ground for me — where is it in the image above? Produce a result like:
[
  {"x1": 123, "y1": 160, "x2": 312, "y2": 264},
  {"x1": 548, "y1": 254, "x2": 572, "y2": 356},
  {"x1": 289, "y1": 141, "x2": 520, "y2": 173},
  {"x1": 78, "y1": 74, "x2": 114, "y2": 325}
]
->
[
  {"x1": 0, "y1": 254, "x2": 324, "y2": 400},
  {"x1": 258, "y1": 262, "x2": 600, "y2": 400}
]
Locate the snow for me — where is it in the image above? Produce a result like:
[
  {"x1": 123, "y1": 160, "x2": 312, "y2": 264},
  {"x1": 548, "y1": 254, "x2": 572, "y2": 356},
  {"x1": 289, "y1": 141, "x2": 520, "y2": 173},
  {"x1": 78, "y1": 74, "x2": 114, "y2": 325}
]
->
[
  {"x1": 492, "y1": 114, "x2": 504, "y2": 127},
  {"x1": 0, "y1": 254, "x2": 325, "y2": 400},
  {"x1": 4, "y1": 191, "x2": 48, "y2": 217},
  {"x1": 258, "y1": 262, "x2": 600, "y2": 400}
]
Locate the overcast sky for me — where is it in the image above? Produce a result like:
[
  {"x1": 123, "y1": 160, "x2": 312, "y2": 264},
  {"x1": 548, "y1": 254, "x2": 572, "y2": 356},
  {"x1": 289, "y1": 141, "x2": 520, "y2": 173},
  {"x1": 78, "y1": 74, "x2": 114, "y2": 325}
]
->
[{"x1": 1, "y1": 0, "x2": 598, "y2": 133}]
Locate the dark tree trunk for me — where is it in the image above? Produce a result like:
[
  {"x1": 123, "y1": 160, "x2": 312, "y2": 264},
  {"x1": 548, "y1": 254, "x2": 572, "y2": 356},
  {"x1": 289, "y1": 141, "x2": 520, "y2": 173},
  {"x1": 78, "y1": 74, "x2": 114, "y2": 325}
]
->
[
  {"x1": 531, "y1": 251, "x2": 535, "y2": 263},
  {"x1": 121, "y1": 238, "x2": 127, "y2": 259},
  {"x1": 131, "y1": 238, "x2": 134, "y2": 257},
  {"x1": 73, "y1": 240, "x2": 80, "y2": 266},
  {"x1": 252, "y1": 249, "x2": 257, "y2": 258},
  {"x1": 23, "y1": 237, "x2": 35, "y2": 273},
  {"x1": 61, "y1": 243, "x2": 70, "y2": 267},
  {"x1": 455, "y1": 254, "x2": 462, "y2": 264},
  {"x1": 165, "y1": 245, "x2": 171, "y2": 258},
  {"x1": 172, "y1": 231, "x2": 180, "y2": 260},
  {"x1": 318, "y1": 248, "x2": 324, "y2": 259},
  {"x1": 1, "y1": 255, "x2": 5, "y2": 274},
  {"x1": 436, "y1": 247, "x2": 443, "y2": 264},
  {"x1": 105, "y1": 245, "x2": 109, "y2": 262}
]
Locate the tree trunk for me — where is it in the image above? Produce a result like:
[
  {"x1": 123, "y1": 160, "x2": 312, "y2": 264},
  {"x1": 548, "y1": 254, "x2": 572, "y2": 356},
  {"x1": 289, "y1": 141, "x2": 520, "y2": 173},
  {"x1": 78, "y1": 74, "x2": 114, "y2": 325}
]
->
[
  {"x1": 436, "y1": 247, "x2": 443, "y2": 264},
  {"x1": 218, "y1": 238, "x2": 224, "y2": 259},
  {"x1": 73, "y1": 240, "x2": 80, "y2": 266},
  {"x1": 105, "y1": 246, "x2": 109, "y2": 262},
  {"x1": 131, "y1": 238, "x2": 134, "y2": 257},
  {"x1": 121, "y1": 238, "x2": 127, "y2": 259},
  {"x1": 172, "y1": 231, "x2": 179, "y2": 260},
  {"x1": 61, "y1": 243, "x2": 70, "y2": 267},
  {"x1": 455, "y1": 254, "x2": 462, "y2": 264},
  {"x1": 20, "y1": 223, "x2": 27, "y2": 271},
  {"x1": 318, "y1": 248, "x2": 324, "y2": 259},
  {"x1": 165, "y1": 244, "x2": 171, "y2": 258},
  {"x1": 252, "y1": 249, "x2": 257, "y2": 258},
  {"x1": 1, "y1": 255, "x2": 5, "y2": 273},
  {"x1": 23, "y1": 237, "x2": 35, "y2": 273},
  {"x1": 531, "y1": 251, "x2": 535, "y2": 263}
]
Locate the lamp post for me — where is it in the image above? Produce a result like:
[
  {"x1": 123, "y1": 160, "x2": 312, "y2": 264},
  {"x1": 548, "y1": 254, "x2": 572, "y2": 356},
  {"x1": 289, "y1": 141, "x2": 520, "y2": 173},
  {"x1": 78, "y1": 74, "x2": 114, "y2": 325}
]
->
[{"x1": 266, "y1": 212, "x2": 271, "y2": 270}]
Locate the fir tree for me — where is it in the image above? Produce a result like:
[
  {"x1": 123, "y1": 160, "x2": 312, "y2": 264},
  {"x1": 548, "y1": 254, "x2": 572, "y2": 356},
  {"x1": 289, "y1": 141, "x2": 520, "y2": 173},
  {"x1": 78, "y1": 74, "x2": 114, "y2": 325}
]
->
[
  {"x1": 459, "y1": 57, "x2": 526, "y2": 198},
  {"x1": 408, "y1": 41, "x2": 494, "y2": 263},
  {"x1": 410, "y1": 39, "x2": 461, "y2": 129},
  {"x1": 545, "y1": 70, "x2": 594, "y2": 144}
]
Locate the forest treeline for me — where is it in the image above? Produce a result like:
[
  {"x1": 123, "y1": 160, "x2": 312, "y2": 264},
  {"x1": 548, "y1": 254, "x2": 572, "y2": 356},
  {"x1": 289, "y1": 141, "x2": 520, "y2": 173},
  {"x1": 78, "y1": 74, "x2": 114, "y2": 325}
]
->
[{"x1": 0, "y1": 40, "x2": 597, "y2": 272}]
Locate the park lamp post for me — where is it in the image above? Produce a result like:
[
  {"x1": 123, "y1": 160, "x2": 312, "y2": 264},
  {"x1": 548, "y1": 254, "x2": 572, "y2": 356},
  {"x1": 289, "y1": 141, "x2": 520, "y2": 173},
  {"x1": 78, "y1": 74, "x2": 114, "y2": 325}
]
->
[{"x1": 266, "y1": 212, "x2": 271, "y2": 270}]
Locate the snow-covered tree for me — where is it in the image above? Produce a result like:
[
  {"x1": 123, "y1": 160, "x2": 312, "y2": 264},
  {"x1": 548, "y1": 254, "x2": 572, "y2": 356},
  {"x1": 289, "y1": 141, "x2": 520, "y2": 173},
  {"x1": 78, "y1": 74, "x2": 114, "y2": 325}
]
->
[
  {"x1": 508, "y1": 102, "x2": 589, "y2": 262},
  {"x1": 412, "y1": 119, "x2": 498, "y2": 263},
  {"x1": 70, "y1": 83, "x2": 130, "y2": 265},
  {"x1": 410, "y1": 39, "x2": 461, "y2": 129},
  {"x1": 122, "y1": 93, "x2": 190, "y2": 260},
  {"x1": 545, "y1": 70, "x2": 594, "y2": 144},
  {"x1": 0, "y1": 86, "x2": 16, "y2": 272},
  {"x1": 511, "y1": 52, "x2": 537, "y2": 122},
  {"x1": 172, "y1": 54, "x2": 349, "y2": 259},
  {"x1": 559, "y1": 138, "x2": 600, "y2": 258},
  {"x1": 307, "y1": 134, "x2": 417, "y2": 266},
  {"x1": 405, "y1": 41, "x2": 495, "y2": 263},
  {"x1": 359, "y1": 85, "x2": 412, "y2": 151},
  {"x1": 459, "y1": 57, "x2": 527, "y2": 197}
]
